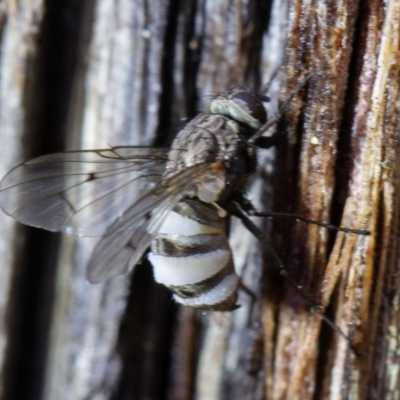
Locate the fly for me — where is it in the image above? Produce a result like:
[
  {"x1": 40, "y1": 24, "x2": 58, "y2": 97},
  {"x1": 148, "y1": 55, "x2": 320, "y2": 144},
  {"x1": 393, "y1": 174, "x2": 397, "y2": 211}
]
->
[{"x1": 0, "y1": 73, "x2": 369, "y2": 318}]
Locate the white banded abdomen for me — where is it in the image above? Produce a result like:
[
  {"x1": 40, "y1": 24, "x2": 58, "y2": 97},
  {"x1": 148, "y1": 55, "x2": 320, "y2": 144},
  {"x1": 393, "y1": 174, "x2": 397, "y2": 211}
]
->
[{"x1": 148, "y1": 199, "x2": 239, "y2": 311}]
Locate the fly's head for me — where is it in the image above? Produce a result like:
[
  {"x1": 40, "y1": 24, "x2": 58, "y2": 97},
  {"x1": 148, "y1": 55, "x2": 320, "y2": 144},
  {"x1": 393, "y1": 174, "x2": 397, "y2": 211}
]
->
[{"x1": 210, "y1": 87, "x2": 268, "y2": 132}]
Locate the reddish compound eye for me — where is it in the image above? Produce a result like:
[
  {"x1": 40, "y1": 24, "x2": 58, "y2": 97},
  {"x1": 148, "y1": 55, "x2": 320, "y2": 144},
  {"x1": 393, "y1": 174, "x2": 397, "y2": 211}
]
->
[{"x1": 231, "y1": 92, "x2": 267, "y2": 125}]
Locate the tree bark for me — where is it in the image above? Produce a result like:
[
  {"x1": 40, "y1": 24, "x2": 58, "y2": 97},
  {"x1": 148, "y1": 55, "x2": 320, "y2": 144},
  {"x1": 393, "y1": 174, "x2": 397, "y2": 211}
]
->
[{"x1": 0, "y1": 1, "x2": 399, "y2": 399}]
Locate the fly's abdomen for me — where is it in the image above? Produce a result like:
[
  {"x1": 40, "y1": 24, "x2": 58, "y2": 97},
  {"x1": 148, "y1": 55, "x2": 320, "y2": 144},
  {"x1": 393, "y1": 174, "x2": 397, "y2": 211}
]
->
[{"x1": 148, "y1": 199, "x2": 239, "y2": 311}]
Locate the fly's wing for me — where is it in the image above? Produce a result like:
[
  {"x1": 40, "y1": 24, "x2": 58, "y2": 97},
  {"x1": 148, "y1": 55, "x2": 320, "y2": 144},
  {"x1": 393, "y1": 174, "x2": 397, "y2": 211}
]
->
[
  {"x1": 86, "y1": 163, "x2": 211, "y2": 282},
  {"x1": 0, "y1": 147, "x2": 169, "y2": 236}
]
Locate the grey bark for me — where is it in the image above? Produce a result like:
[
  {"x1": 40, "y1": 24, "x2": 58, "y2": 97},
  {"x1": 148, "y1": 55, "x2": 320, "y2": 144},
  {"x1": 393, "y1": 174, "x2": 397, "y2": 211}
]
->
[{"x1": 0, "y1": 0, "x2": 399, "y2": 399}]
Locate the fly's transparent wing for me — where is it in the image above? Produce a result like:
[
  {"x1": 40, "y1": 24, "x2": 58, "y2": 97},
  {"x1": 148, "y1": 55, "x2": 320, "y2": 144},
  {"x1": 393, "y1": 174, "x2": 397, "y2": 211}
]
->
[
  {"x1": 0, "y1": 147, "x2": 169, "y2": 236},
  {"x1": 86, "y1": 163, "x2": 212, "y2": 282}
]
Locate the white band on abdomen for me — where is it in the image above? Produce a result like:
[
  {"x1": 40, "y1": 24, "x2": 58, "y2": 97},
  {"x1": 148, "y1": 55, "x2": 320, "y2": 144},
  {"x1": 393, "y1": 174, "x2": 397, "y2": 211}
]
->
[
  {"x1": 173, "y1": 273, "x2": 239, "y2": 307},
  {"x1": 157, "y1": 211, "x2": 222, "y2": 235},
  {"x1": 148, "y1": 248, "x2": 230, "y2": 286}
]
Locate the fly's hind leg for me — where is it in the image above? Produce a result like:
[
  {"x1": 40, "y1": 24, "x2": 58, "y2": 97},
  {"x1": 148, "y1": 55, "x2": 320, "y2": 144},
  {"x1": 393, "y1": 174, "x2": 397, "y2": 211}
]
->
[{"x1": 227, "y1": 198, "x2": 360, "y2": 351}]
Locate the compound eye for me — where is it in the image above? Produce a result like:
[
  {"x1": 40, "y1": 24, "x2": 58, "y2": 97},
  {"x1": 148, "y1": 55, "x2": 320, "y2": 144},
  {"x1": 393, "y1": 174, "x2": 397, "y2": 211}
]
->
[{"x1": 231, "y1": 92, "x2": 267, "y2": 125}]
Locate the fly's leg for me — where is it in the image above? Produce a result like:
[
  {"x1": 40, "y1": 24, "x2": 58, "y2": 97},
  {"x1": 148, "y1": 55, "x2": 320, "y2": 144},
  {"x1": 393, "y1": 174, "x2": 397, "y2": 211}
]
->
[
  {"x1": 249, "y1": 70, "x2": 325, "y2": 146},
  {"x1": 260, "y1": 67, "x2": 280, "y2": 95},
  {"x1": 227, "y1": 199, "x2": 360, "y2": 352},
  {"x1": 250, "y1": 211, "x2": 370, "y2": 235},
  {"x1": 238, "y1": 197, "x2": 370, "y2": 236}
]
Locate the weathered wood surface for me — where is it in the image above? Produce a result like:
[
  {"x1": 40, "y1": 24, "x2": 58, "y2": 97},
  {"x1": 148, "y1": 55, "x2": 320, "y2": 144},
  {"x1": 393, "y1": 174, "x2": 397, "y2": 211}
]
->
[{"x1": 0, "y1": 0, "x2": 399, "y2": 399}]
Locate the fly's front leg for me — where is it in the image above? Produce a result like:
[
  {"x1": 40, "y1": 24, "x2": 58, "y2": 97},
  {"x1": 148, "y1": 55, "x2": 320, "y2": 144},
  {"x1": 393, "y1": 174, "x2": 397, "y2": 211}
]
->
[{"x1": 249, "y1": 71, "x2": 325, "y2": 146}]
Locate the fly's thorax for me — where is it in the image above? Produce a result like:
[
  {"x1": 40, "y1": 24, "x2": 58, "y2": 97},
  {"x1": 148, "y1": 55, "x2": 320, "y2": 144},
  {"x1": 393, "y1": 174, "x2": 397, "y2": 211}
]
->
[
  {"x1": 219, "y1": 137, "x2": 257, "y2": 203},
  {"x1": 165, "y1": 113, "x2": 241, "y2": 174},
  {"x1": 164, "y1": 112, "x2": 256, "y2": 204},
  {"x1": 148, "y1": 199, "x2": 239, "y2": 311},
  {"x1": 165, "y1": 114, "x2": 221, "y2": 175}
]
